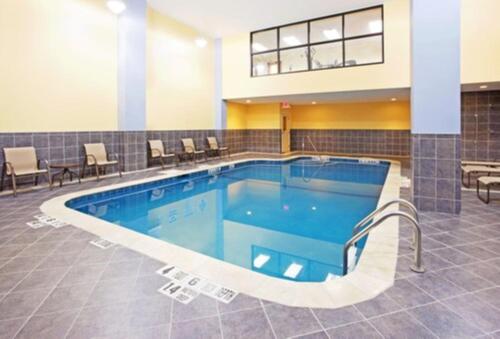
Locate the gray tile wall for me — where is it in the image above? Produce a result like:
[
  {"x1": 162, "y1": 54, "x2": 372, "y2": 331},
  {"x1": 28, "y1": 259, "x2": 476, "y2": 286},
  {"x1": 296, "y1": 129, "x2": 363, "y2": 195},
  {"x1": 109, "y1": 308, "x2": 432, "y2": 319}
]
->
[
  {"x1": 411, "y1": 134, "x2": 461, "y2": 214},
  {"x1": 291, "y1": 129, "x2": 411, "y2": 157},
  {"x1": 461, "y1": 90, "x2": 500, "y2": 161}
]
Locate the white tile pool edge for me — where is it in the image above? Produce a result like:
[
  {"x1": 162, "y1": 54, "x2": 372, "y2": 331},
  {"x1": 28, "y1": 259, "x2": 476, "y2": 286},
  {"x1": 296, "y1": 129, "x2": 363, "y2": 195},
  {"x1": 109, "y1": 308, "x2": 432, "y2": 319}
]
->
[{"x1": 40, "y1": 155, "x2": 402, "y2": 309}]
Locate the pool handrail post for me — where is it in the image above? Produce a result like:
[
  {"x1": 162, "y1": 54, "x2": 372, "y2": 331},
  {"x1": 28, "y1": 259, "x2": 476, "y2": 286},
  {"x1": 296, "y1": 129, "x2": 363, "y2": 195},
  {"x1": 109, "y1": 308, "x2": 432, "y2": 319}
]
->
[{"x1": 342, "y1": 211, "x2": 425, "y2": 275}]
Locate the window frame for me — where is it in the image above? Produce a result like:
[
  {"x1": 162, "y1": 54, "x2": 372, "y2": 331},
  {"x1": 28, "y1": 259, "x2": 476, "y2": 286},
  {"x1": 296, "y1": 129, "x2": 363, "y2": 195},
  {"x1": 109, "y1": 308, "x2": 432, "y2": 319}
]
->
[{"x1": 250, "y1": 5, "x2": 384, "y2": 77}]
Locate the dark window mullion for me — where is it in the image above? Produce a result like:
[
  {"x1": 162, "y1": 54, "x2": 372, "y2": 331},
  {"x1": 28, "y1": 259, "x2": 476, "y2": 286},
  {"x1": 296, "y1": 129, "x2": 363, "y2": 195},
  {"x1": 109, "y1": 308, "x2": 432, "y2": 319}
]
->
[
  {"x1": 342, "y1": 14, "x2": 346, "y2": 67},
  {"x1": 307, "y1": 21, "x2": 311, "y2": 71},
  {"x1": 277, "y1": 28, "x2": 281, "y2": 74}
]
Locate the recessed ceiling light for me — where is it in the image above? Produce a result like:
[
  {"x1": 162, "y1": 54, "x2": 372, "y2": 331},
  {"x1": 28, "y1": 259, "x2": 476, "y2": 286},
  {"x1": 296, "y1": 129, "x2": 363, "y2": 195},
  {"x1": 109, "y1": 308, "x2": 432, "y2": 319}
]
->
[
  {"x1": 323, "y1": 29, "x2": 340, "y2": 40},
  {"x1": 283, "y1": 36, "x2": 301, "y2": 47},
  {"x1": 106, "y1": 0, "x2": 126, "y2": 14},
  {"x1": 369, "y1": 20, "x2": 382, "y2": 33},
  {"x1": 195, "y1": 38, "x2": 207, "y2": 48},
  {"x1": 480, "y1": 85, "x2": 488, "y2": 89},
  {"x1": 311, "y1": 101, "x2": 317, "y2": 105},
  {"x1": 245, "y1": 99, "x2": 252, "y2": 104},
  {"x1": 390, "y1": 98, "x2": 397, "y2": 101},
  {"x1": 252, "y1": 43, "x2": 267, "y2": 52}
]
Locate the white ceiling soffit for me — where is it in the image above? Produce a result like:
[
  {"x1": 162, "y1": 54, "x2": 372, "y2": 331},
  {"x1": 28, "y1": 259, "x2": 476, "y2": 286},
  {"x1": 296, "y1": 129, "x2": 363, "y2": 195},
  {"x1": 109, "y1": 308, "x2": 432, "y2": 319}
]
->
[
  {"x1": 147, "y1": 0, "x2": 384, "y2": 38},
  {"x1": 229, "y1": 88, "x2": 410, "y2": 105}
]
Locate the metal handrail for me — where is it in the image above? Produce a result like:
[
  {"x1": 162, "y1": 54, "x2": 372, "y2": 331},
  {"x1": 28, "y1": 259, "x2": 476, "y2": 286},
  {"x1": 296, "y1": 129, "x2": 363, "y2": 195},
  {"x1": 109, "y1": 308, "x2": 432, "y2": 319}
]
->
[
  {"x1": 352, "y1": 199, "x2": 419, "y2": 234},
  {"x1": 302, "y1": 136, "x2": 319, "y2": 154},
  {"x1": 343, "y1": 211, "x2": 425, "y2": 275}
]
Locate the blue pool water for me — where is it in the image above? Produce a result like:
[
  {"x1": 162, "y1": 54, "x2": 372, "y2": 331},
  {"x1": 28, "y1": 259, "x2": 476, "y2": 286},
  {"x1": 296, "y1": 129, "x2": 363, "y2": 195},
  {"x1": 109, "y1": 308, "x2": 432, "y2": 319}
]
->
[{"x1": 67, "y1": 158, "x2": 389, "y2": 282}]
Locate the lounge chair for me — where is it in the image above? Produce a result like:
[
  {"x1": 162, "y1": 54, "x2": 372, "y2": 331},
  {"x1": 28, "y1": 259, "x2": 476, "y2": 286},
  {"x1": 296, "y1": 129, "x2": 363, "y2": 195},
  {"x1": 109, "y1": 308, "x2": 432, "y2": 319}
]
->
[
  {"x1": 476, "y1": 176, "x2": 500, "y2": 204},
  {"x1": 461, "y1": 165, "x2": 500, "y2": 187},
  {"x1": 181, "y1": 138, "x2": 206, "y2": 163},
  {"x1": 1, "y1": 147, "x2": 52, "y2": 196},
  {"x1": 206, "y1": 137, "x2": 230, "y2": 159},
  {"x1": 147, "y1": 140, "x2": 177, "y2": 169},
  {"x1": 462, "y1": 160, "x2": 500, "y2": 167},
  {"x1": 81, "y1": 143, "x2": 122, "y2": 181}
]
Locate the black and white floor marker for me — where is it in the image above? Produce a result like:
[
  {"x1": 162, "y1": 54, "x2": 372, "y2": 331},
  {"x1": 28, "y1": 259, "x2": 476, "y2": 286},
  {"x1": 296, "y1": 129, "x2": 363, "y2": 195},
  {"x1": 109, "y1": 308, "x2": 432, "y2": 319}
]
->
[{"x1": 156, "y1": 264, "x2": 238, "y2": 304}]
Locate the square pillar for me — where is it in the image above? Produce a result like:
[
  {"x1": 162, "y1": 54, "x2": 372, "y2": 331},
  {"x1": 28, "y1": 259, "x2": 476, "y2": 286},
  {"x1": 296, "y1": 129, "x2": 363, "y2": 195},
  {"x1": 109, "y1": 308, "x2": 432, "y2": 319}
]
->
[{"x1": 411, "y1": 0, "x2": 461, "y2": 213}]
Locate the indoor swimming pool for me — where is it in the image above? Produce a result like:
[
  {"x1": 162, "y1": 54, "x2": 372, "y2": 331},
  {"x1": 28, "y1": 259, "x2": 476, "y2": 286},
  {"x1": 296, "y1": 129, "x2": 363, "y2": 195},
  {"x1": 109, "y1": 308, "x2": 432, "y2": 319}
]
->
[{"x1": 67, "y1": 157, "x2": 389, "y2": 282}]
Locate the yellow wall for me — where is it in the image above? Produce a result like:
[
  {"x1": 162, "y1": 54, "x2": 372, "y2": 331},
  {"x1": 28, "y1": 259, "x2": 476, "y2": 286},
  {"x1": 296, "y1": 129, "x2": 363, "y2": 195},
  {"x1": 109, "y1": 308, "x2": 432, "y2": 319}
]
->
[
  {"x1": 291, "y1": 101, "x2": 410, "y2": 130},
  {"x1": 0, "y1": 0, "x2": 118, "y2": 132},
  {"x1": 226, "y1": 102, "x2": 247, "y2": 129},
  {"x1": 227, "y1": 103, "x2": 281, "y2": 129},
  {"x1": 221, "y1": 0, "x2": 410, "y2": 100},
  {"x1": 247, "y1": 103, "x2": 281, "y2": 129},
  {"x1": 461, "y1": 0, "x2": 500, "y2": 84},
  {"x1": 146, "y1": 8, "x2": 215, "y2": 130}
]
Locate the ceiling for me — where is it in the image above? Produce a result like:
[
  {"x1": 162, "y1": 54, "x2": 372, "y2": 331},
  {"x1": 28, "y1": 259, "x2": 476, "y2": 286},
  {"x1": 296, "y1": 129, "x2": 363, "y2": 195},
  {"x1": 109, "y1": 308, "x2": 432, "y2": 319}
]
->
[
  {"x1": 228, "y1": 88, "x2": 410, "y2": 105},
  {"x1": 147, "y1": 0, "x2": 384, "y2": 38}
]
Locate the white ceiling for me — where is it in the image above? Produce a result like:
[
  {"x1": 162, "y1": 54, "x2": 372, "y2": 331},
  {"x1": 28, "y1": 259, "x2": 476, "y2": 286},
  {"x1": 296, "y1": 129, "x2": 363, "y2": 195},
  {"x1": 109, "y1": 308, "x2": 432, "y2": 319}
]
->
[
  {"x1": 228, "y1": 88, "x2": 410, "y2": 105},
  {"x1": 147, "y1": 0, "x2": 384, "y2": 38}
]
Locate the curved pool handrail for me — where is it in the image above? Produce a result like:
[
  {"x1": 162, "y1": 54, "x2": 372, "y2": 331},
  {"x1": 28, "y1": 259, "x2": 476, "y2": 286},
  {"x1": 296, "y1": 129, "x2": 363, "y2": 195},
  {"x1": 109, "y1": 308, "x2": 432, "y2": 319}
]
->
[
  {"x1": 352, "y1": 198, "x2": 419, "y2": 235},
  {"x1": 343, "y1": 210, "x2": 425, "y2": 275}
]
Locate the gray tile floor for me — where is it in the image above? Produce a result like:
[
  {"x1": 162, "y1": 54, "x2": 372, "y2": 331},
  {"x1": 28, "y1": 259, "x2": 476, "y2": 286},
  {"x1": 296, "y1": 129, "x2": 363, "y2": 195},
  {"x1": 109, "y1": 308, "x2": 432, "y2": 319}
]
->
[{"x1": 0, "y1": 160, "x2": 499, "y2": 339}]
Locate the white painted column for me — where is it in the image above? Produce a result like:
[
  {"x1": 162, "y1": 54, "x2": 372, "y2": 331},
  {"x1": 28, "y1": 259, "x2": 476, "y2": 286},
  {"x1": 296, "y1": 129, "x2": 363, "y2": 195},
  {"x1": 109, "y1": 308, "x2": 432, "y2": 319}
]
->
[
  {"x1": 214, "y1": 38, "x2": 227, "y2": 130},
  {"x1": 410, "y1": 0, "x2": 461, "y2": 213},
  {"x1": 117, "y1": 0, "x2": 147, "y2": 131}
]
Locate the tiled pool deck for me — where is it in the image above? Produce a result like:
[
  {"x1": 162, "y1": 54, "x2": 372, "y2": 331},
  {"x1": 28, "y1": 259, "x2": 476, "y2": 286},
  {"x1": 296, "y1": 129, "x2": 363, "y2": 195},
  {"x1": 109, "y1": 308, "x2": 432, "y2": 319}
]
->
[{"x1": 0, "y1": 157, "x2": 499, "y2": 339}]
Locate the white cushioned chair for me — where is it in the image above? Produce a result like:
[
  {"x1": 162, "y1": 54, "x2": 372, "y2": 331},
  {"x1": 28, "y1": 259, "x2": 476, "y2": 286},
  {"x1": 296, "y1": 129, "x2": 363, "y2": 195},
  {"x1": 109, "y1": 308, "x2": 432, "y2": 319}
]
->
[
  {"x1": 148, "y1": 140, "x2": 177, "y2": 169},
  {"x1": 181, "y1": 138, "x2": 206, "y2": 163},
  {"x1": 206, "y1": 137, "x2": 230, "y2": 159},
  {"x1": 1, "y1": 147, "x2": 52, "y2": 196},
  {"x1": 81, "y1": 143, "x2": 121, "y2": 181}
]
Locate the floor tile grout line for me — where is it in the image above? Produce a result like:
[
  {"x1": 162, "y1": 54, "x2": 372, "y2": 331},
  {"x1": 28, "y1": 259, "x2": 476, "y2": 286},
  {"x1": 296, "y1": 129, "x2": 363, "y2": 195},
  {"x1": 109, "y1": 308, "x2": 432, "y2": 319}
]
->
[
  {"x1": 61, "y1": 245, "x2": 118, "y2": 339},
  {"x1": 215, "y1": 299, "x2": 225, "y2": 339},
  {"x1": 259, "y1": 300, "x2": 278, "y2": 339},
  {"x1": 308, "y1": 307, "x2": 331, "y2": 339},
  {"x1": 9, "y1": 263, "x2": 73, "y2": 339}
]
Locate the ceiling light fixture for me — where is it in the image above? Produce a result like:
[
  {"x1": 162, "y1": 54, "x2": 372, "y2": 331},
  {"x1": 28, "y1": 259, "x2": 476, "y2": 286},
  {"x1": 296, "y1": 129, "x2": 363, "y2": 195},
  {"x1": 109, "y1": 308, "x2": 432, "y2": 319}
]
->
[
  {"x1": 252, "y1": 43, "x2": 267, "y2": 52},
  {"x1": 390, "y1": 98, "x2": 397, "y2": 101},
  {"x1": 311, "y1": 101, "x2": 317, "y2": 105},
  {"x1": 480, "y1": 85, "x2": 488, "y2": 89},
  {"x1": 245, "y1": 99, "x2": 252, "y2": 104},
  {"x1": 106, "y1": 0, "x2": 126, "y2": 15},
  {"x1": 323, "y1": 29, "x2": 340, "y2": 40},
  {"x1": 195, "y1": 38, "x2": 208, "y2": 48},
  {"x1": 369, "y1": 20, "x2": 382, "y2": 33},
  {"x1": 283, "y1": 36, "x2": 301, "y2": 47}
]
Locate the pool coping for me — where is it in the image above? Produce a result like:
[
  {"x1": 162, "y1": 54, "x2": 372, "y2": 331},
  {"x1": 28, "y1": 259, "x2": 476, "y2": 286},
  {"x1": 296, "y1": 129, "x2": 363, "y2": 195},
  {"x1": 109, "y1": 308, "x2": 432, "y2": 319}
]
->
[{"x1": 40, "y1": 155, "x2": 401, "y2": 309}]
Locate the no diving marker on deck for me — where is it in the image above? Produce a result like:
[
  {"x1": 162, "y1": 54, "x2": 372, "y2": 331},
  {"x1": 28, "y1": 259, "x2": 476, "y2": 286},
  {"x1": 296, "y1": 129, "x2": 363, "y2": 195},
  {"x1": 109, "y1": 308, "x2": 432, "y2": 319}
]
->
[{"x1": 156, "y1": 264, "x2": 238, "y2": 305}]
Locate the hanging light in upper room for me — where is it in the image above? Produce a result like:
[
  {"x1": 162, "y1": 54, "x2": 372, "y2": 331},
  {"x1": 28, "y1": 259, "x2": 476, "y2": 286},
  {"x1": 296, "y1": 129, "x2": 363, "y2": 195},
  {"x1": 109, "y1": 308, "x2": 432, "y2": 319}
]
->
[
  {"x1": 311, "y1": 101, "x2": 317, "y2": 105},
  {"x1": 480, "y1": 85, "x2": 488, "y2": 89},
  {"x1": 106, "y1": 0, "x2": 126, "y2": 15},
  {"x1": 390, "y1": 98, "x2": 397, "y2": 102},
  {"x1": 195, "y1": 38, "x2": 208, "y2": 48},
  {"x1": 245, "y1": 99, "x2": 252, "y2": 104}
]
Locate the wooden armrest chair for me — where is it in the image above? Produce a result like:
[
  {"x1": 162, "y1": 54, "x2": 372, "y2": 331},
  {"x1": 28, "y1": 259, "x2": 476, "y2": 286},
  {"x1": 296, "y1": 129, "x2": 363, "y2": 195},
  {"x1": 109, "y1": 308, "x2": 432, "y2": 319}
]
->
[
  {"x1": 81, "y1": 143, "x2": 122, "y2": 181},
  {"x1": 1, "y1": 147, "x2": 52, "y2": 196},
  {"x1": 147, "y1": 140, "x2": 177, "y2": 169},
  {"x1": 207, "y1": 137, "x2": 230, "y2": 159},
  {"x1": 181, "y1": 138, "x2": 207, "y2": 164}
]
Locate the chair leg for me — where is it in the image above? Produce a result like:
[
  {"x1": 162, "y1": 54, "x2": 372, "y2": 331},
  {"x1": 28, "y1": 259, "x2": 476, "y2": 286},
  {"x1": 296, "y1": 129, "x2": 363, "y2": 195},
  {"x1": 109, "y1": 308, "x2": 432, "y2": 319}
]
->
[
  {"x1": 159, "y1": 157, "x2": 165, "y2": 170},
  {"x1": 81, "y1": 161, "x2": 86, "y2": 179},
  {"x1": 118, "y1": 164, "x2": 122, "y2": 178},
  {"x1": 11, "y1": 175, "x2": 17, "y2": 197},
  {"x1": 0, "y1": 165, "x2": 5, "y2": 192},
  {"x1": 477, "y1": 180, "x2": 490, "y2": 204},
  {"x1": 95, "y1": 165, "x2": 100, "y2": 181},
  {"x1": 47, "y1": 172, "x2": 53, "y2": 190}
]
